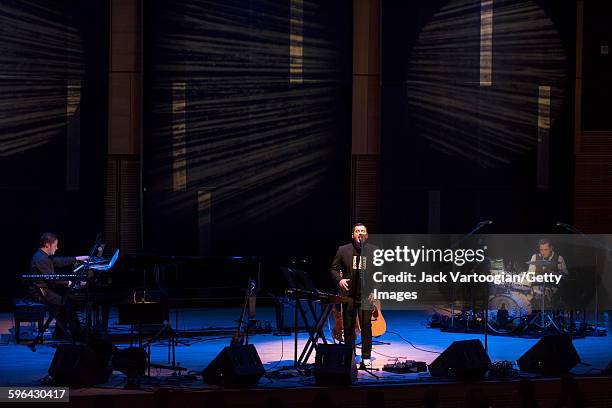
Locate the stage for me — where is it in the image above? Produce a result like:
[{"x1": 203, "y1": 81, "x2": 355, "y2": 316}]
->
[{"x1": 1, "y1": 307, "x2": 611, "y2": 407}]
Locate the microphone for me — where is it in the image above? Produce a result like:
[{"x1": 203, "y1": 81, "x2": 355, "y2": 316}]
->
[
  {"x1": 478, "y1": 220, "x2": 493, "y2": 226},
  {"x1": 356, "y1": 236, "x2": 364, "y2": 251}
]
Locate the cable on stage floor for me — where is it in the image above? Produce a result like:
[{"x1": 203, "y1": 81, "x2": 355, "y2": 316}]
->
[
  {"x1": 370, "y1": 348, "x2": 408, "y2": 360},
  {"x1": 263, "y1": 330, "x2": 284, "y2": 374},
  {"x1": 386, "y1": 331, "x2": 441, "y2": 354}
]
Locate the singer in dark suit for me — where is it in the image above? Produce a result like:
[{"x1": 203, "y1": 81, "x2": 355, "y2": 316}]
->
[{"x1": 330, "y1": 223, "x2": 377, "y2": 366}]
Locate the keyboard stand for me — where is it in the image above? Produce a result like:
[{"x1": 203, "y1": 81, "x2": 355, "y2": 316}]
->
[{"x1": 293, "y1": 296, "x2": 336, "y2": 368}]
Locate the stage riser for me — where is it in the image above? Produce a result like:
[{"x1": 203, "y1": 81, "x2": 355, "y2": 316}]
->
[{"x1": 65, "y1": 377, "x2": 612, "y2": 408}]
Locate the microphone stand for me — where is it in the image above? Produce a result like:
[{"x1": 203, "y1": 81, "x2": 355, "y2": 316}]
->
[
  {"x1": 556, "y1": 222, "x2": 609, "y2": 336},
  {"x1": 356, "y1": 237, "x2": 379, "y2": 379},
  {"x1": 450, "y1": 221, "x2": 492, "y2": 250},
  {"x1": 448, "y1": 221, "x2": 492, "y2": 332}
]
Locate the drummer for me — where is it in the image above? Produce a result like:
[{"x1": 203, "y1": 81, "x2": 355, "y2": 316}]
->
[
  {"x1": 527, "y1": 238, "x2": 568, "y2": 308},
  {"x1": 527, "y1": 238, "x2": 568, "y2": 276}
]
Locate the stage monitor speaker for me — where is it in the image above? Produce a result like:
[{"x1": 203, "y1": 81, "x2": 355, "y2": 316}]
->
[
  {"x1": 517, "y1": 335, "x2": 580, "y2": 375},
  {"x1": 314, "y1": 344, "x2": 356, "y2": 386},
  {"x1": 112, "y1": 347, "x2": 147, "y2": 378},
  {"x1": 48, "y1": 344, "x2": 112, "y2": 388},
  {"x1": 428, "y1": 339, "x2": 491, "y2": 380},
  {"x1": 202, "y1": 345, "x2": 264, "y2": 387}
]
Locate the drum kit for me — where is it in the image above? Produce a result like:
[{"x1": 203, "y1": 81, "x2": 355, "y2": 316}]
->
[{"x1": 486, "y1": 258, "x2": 573, "y2": 336}]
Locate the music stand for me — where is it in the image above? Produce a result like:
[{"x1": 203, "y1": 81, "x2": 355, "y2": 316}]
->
[
  {"x1": 280, "y1": 266, "x2": 316, "y2": 291},
  {"x1": 117, "y1": 299, "x2": 184, "y2": 376}
]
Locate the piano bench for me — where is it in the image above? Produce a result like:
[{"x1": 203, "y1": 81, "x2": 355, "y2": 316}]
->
[{"x1": 14, "y1": 300, "x2": 47, "y2": 344}]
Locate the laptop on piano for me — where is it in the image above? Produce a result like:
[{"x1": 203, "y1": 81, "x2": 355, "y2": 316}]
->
[{"x1": 88, "y1": 249, "x2": 119, "y2": 271}]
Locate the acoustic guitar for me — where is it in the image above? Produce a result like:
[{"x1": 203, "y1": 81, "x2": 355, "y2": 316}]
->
[
  {"x1": 331, "y1": 271, "x2": 386, "y2": 342},
  {"x1": 367, "y1": 297, "x2": 387, "y2": 337}
]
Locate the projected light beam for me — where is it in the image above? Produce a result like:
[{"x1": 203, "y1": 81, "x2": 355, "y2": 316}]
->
[
  {"x1": 0, "y1": 1, "x2": 84, "y2": 157},
  {"x1": 406, "y1": 0, "x2": 567, "y2": 168},
  {"x1": 146, "y1": 0, "x2": 347, "y2": 230},
  {"x1": 480, "y1": 0, "x2": 493, "y2": 86}
]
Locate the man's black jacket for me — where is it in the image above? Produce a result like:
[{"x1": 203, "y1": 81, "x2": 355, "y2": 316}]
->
[
  {"x1": 30, "y1": 249, "x2": 76, "y2": 275},
  {"x1": 329, "y1": 242, "x2": 378, "y2": 304}
]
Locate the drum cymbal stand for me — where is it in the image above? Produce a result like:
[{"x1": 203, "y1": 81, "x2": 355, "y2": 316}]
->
[
  {"x1": 448, "y1": 221, "x2": 493, "y2": 330},
  {"x1": 555, "y1": 222, "x2": 609, "y2": 336},
  {"x1": 525, "y1": 283, "x2": 561, "y2": 335}
]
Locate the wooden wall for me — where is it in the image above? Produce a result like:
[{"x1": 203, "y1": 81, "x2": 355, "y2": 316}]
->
[
  {"x1": 351, "y1": 0, "x2": 381, "y2": 232},
  {"x1": 574, "y1": 0, "x2": 612, "y2": 232},
  {"x1": 105, "y1": 0, "x2": 142, "y2": 253}
]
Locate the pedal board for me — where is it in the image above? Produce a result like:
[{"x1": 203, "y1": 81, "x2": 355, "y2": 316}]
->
[{"x1": 382, "y1": 360, "x2": 427, "y2": 374}]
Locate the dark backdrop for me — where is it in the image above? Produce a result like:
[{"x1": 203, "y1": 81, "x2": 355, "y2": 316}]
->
[
  {"x1": 0, "y1": 0, "x2": 108, "y2": 308},
  {"x1": 382, "y1": 0, "x2": 576, "y2": 234},
  {"x1": 142, "y1": 0, "x2": 353, "y2": 291}
]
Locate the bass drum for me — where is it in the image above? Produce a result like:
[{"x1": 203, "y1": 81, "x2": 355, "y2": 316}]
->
[{"x1": 487, "y1": 292, "x2": 532, "y2": 334}]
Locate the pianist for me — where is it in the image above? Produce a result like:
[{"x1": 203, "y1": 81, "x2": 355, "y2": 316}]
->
[{"x1": 29, "y1": 232, "x2": 89, "y2": 341}]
